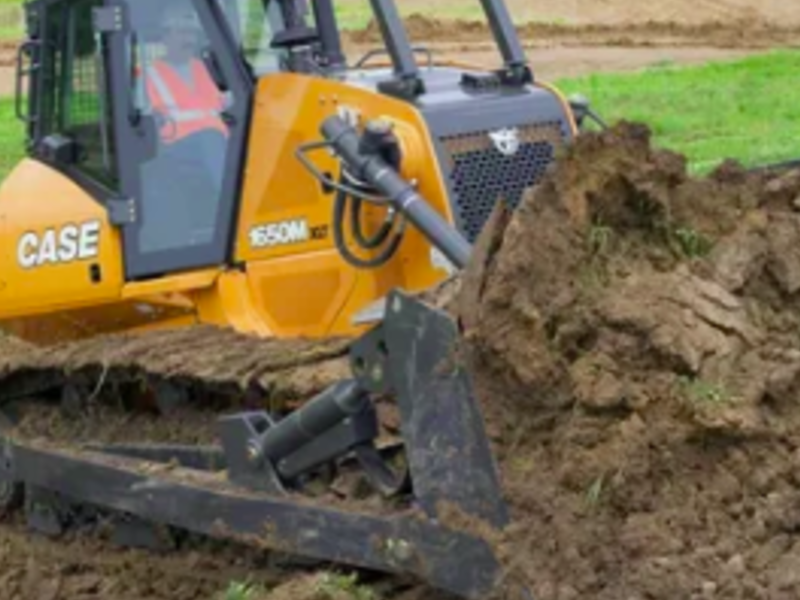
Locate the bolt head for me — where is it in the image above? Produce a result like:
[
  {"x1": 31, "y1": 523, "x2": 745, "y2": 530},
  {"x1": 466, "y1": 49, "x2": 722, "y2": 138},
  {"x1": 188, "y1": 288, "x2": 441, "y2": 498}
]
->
[{"x1": 246, "y1": 441, "x2": 262, "y2": 465}]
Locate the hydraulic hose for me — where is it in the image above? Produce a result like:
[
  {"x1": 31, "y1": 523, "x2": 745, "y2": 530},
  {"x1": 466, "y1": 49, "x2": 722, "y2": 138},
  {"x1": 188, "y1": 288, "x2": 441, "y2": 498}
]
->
[
  {"x1": 351, "y1": 196, "x2": 395, "y2": 249},
  {"x1": 321, "y1": 116, "x2": 473, "y2": 270},
  {"x1": 333, "y1": 174, "x2": 404, "y2": 269}
]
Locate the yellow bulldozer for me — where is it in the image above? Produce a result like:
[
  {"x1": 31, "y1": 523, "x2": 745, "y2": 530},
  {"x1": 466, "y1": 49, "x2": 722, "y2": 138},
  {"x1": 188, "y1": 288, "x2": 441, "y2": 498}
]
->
[{"x1": 0, "y1": 0, "x2": 586, "y2": 596}]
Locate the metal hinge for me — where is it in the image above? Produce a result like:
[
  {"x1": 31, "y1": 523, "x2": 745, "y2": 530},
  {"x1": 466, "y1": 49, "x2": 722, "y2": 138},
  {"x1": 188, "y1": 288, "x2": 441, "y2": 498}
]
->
[
  {"x1": 92, "y1": 6, "x2": 124, "y2": 33},
  {"x1": 107, "y1": 197, "x2": 136, "y2": 226}
]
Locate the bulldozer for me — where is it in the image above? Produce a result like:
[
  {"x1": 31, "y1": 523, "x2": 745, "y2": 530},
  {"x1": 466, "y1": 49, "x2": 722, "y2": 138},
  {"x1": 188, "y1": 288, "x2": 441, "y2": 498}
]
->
[{"x1": 0, "y1": 0, "x2": 581, "y2": 596}]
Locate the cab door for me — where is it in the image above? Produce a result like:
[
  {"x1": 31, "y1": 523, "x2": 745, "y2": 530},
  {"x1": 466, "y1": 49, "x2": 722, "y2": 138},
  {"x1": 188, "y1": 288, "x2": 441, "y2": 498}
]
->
[{"x1": 104, "y1": 0, "x2": 252, "y2": 280}]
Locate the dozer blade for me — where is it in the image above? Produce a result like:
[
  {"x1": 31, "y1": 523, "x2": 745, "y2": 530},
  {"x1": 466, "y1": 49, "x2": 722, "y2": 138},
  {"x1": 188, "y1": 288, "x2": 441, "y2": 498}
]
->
[{"x1": 0, "y1": 291, "x2": 507, "y2": 599}]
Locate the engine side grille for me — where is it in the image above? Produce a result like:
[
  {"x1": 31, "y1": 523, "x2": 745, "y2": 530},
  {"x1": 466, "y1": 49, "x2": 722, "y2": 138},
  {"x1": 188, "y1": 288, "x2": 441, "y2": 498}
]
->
[{"x1": 440, "y1": 122, "x2": 565, "y2": 242}]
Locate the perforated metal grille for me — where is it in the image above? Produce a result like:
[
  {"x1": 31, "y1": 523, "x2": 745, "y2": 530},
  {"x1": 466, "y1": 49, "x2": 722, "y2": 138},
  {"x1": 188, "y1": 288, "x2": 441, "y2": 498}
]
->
[{"x1": 441, "y1": 122, "x2": 564, "y2": 242}]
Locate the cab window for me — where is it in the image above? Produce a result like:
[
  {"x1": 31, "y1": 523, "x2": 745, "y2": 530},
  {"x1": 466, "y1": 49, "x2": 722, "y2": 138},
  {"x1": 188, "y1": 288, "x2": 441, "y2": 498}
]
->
[
  {"x1": 217, "y1": 0, "x2": 286, "y2": 75},
  {"x1": 37, "y1": 0, "x2": 117, "y2": 188}
]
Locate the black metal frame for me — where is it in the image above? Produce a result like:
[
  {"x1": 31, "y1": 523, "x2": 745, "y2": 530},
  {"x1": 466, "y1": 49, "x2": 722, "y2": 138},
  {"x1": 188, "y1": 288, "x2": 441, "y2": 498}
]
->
[
  {"x1": 478, "y1": 0, "x2": 529, "y2": 71},
  {"x1": 20, "y1": 0, "x2": 120, "y2": 201},
  {"x1": 13, "y1": 442, "x2": 499, "y2": 597},
  {"x1": 357, "y1": 0, "x2": 532, "y2": 90},
  {"x1": 19, "y1": 0, "x2": 53, "y2": 147},
  {"x1": 105, "y1": 0, "x2": 254, "y2": 280},
  {"x1": 2, "y1": 292, "x2": 507, "y2": 598},
  {"x1": 310, "y1": 0, "x2": 345, "y2": 70},
  {"x1": 367, "y1": 0, "x2": 419, "y2": 81}
]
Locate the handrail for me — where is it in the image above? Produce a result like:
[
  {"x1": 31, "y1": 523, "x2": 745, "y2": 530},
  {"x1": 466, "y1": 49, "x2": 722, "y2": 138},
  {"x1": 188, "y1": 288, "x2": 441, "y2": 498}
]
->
[{"x1": 15, "y1": 40, "x2": 40, "y2": 124}]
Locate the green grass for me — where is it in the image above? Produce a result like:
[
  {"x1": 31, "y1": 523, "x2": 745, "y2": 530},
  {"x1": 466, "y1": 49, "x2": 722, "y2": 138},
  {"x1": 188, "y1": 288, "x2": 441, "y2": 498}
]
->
[
  {"x1": 0, "y1": 97, "x2": 25, "y2": 179},
  {"x1": 315, "y1": 572, "x2": 379, "y2": 600},
  {"x1": 0, "y1": 2, "x2": 21, "y2": 41},
  {"x1": 676, "y1": 376, "x2": 735, "y2": 407},
  {"x1": 557, "y1": 50, "x2": 800, "y2": 173},
  {"x1": 220, "y1": 581, "x2": 264, "y2": 600}
]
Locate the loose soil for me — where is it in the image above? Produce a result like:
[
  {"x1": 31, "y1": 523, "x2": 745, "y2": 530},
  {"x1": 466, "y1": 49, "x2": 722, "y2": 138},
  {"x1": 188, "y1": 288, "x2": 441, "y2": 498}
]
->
[
  {"x1": 7, "y1": 125, "x2": 800, "y2": 600},
  {"x1": 453, "y1": 123, "x2": 800, "y2": 599},
  {"x1": 349, "y1": 16, "x2": 800, "y2": 49},
  {"x1": 385, "y1": 0, "x2": 800, "y2": 27},
  {"x1": 0, "y1": 517, "x2": 305, "y2": 600},
  {"x1": 342, "y1": 15, "x2": 800, "y2": 82},
  {"x1": 2, "y1": 3, "x2": 800, "y2": 597}
]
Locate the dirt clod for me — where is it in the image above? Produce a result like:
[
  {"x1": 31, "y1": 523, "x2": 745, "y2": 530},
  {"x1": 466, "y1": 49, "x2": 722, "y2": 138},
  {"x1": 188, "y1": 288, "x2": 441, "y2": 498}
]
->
[{"x1": 455, "y1": 122, "x2": 800, "y2": 599}]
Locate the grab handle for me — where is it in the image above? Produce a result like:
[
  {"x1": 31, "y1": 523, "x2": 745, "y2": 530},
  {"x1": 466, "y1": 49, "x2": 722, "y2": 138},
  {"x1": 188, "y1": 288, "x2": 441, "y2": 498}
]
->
[{"x1": 15, "y1": 40, "x2": 39, "y2": 123}]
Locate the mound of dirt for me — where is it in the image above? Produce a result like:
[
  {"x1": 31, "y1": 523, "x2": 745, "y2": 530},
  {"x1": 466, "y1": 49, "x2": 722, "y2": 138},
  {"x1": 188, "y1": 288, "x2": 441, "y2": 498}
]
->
[
  {"x1": 345, "y1": 14, "x2": 800, "y2": 49},
  {"x1": 456, "y1": 122, "x2": 800, "y2": 599}
]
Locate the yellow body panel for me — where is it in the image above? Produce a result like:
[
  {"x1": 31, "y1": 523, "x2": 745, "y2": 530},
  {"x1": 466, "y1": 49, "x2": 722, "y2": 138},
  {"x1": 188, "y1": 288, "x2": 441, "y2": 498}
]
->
[
  {"x1": 0, "y1": 162, "x2": 207, "y2": 344},
  {"x1": 0, "y1": 70, "x2": 573, "y2": 346},
  {"x1": 231, "y1": 74, "x2": 455, "y2": 337},
  {"x1": 0, "y1": 159, "x2": 123, "y2": 317},
  {"x1": 121, "y1": 269, "x2": 219, "y2": 300}
]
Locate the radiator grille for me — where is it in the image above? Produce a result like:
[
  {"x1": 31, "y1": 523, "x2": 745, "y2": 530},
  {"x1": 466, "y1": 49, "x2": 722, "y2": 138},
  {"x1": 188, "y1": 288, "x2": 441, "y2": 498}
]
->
[{"x1": 440, "y1": 122, "x2": 564, "y2": 242}]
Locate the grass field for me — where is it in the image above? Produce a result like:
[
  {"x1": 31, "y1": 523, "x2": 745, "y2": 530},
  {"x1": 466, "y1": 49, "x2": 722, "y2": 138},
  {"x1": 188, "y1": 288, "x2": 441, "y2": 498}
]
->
[
  {"x1": 0, "y1": 0, "x2": 21, "y2": 41},
  {"x1": 558, "y1": 50, "x2": 800, "y2": 172},
  {"x1": 1, "y1": 50, "x2": 796, "y2": 180},
  {"x1": 0, "y1": 97, "x2": 22, "y2": 178}
]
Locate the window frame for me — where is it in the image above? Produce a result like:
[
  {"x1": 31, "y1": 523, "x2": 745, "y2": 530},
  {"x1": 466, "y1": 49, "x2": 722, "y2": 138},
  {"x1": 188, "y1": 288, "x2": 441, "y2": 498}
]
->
[{"x1": 30, "y1": 0, "x2": 120, "y2": 198}]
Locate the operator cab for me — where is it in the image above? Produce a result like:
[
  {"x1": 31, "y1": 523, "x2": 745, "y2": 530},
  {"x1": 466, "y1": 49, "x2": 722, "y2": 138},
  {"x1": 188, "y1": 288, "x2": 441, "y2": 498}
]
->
[
  {"x1": 15, "y1": 0, "x2": 575, "y2": 281},
  {"x1": 17, "y1": 0, "x2": 262, "y2": 278}
]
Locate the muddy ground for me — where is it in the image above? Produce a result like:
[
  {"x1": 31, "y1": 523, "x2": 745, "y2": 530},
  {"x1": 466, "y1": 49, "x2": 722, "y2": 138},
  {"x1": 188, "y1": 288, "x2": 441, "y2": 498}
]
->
[
  {"x1": 343, "y1": 15, "x2": 800, "y2": 80},
  {"x1": 385, "y1": 0, "x2": 800, "y2": 27},
  {"x1": 8, "y1": 123, "x2": 800, "y2": 600},
  {"x1": 453, "y1": 124, "x2": 800, "y2": 600},
  {"x1": 0, "y1": 521, "x2": 287, "y2": 600},
  {"x1": 2, "y1": 4, "x2": 800, "y2": 600}
]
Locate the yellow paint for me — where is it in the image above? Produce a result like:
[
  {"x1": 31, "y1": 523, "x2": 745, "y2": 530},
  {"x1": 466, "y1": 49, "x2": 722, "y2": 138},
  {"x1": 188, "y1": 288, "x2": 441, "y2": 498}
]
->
[
  {"x1": 0, "y1": 160, "x2": 123, "y2": 318},
  {"x1": 0, "y1": 69, "x2": 573, "y2": 346},
  {"x1": 121, "y1": 268, "x2": 219, "y2": 299},
  {"x1": 231, "y1": 73, "x2": 456, "y2": 336},
  {"x1": 192, "y1": 270, "x2": 275, "y2": 336},
  {"x1": 0, "y1": 300, "x2": 195, "y2": 345}
]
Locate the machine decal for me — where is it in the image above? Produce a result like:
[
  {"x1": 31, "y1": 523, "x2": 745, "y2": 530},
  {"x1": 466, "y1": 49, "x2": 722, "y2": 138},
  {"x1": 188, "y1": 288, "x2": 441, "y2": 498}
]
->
[
  {"x1": 489, "y1": 127, "x2": 521, "y2": 157},
  {"x1": 249, "y1": 219, "x2": 311, "y2": 249},
  {"x1": 17, "y1": 220, "x2": 102, "y2": 269}
]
